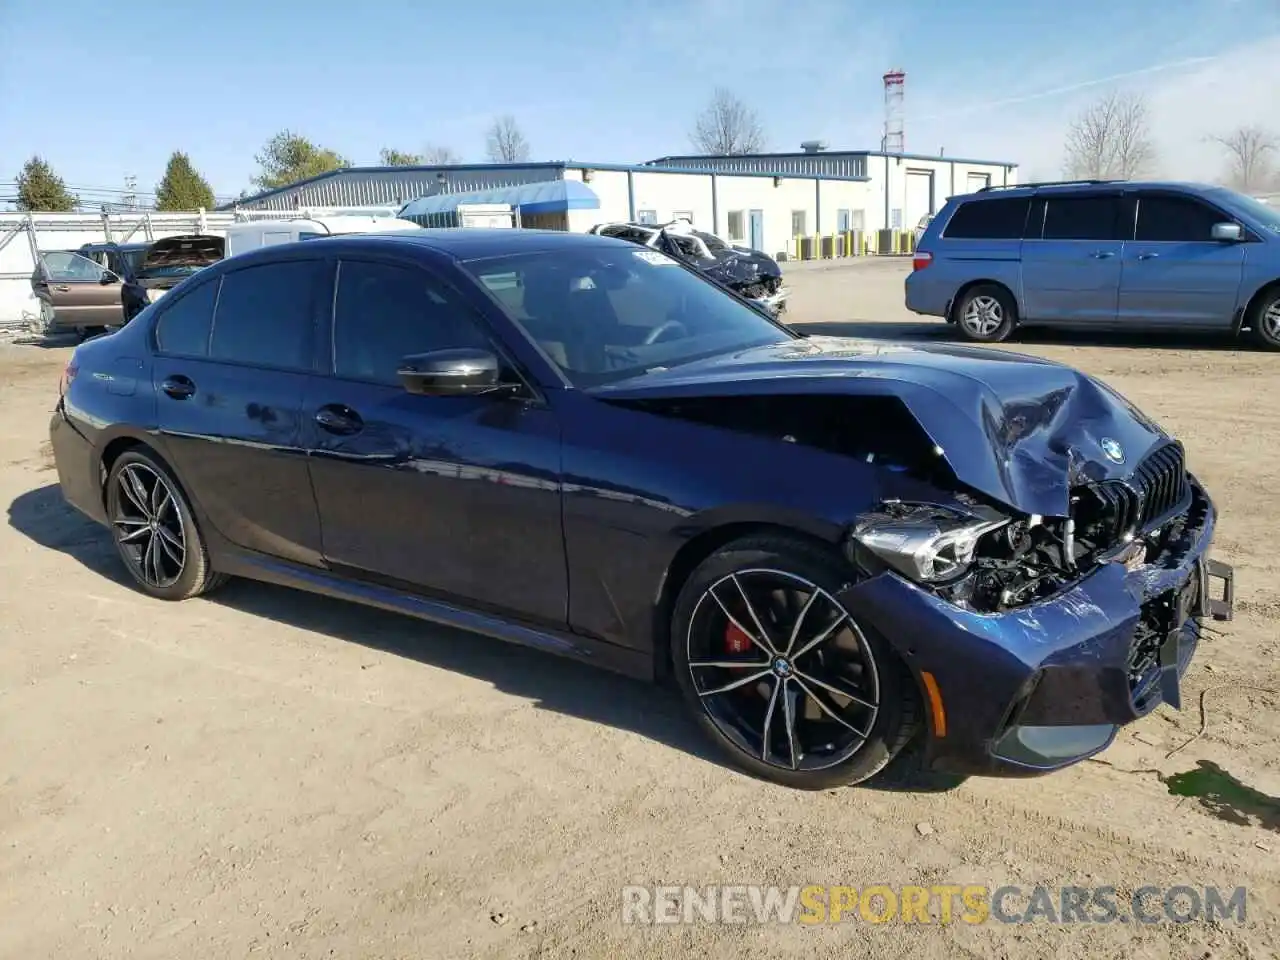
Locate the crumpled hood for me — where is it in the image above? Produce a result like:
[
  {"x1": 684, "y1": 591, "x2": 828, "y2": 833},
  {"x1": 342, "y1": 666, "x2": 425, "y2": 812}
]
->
[
  {"x1": 589, "y1": 336, "x2": 1169, "y2": 517},
  {"x1": 701, "y1": 247, "x2": 782, "y2": 288}
]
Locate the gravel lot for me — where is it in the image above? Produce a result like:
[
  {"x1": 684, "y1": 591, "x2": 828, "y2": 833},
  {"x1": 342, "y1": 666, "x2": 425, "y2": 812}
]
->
[{"x1": 3, "y1": 258, "x2": 1278, "y2": 959}]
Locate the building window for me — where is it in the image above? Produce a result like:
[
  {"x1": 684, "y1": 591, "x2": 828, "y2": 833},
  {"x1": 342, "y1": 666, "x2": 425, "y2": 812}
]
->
[
  {"x1": 791, "y1": 210, "x2": 807, "y2": 237},
  {"x1": 672, "y1": 210, "x2": 694, "y2": 225},
  {"x1": 726, "y1": 211, "x2": 745, "y2": 240},
  {"x1": 636, "y1": 209, "x2": 658, "y2": 224}
]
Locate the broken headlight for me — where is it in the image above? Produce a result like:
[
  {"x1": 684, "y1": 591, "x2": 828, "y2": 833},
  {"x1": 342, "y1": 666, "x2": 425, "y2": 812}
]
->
[{"x1": 850, "y1": 502, "x2": 1009, "y2": 583}]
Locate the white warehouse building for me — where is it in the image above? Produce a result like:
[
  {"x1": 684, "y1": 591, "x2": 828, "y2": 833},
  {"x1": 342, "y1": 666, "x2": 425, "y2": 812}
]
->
[{"x1": 222, "y1": 145, "x2": 1018, "y2": 258}]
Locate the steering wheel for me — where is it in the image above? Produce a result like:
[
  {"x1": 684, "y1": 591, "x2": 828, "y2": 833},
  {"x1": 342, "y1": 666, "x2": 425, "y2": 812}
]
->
[{"x1": 643, "y1": 320, "x2": 688, "y2": 345}]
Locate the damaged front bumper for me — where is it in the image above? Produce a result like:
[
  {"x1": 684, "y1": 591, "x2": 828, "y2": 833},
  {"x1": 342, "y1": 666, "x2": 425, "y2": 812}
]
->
[
  {"x1": 751, "y1": 286, "x2": 789, "y2": 316},
  {"x1": 837, "y1": 478, "x2": 1234, "y2": 778}
]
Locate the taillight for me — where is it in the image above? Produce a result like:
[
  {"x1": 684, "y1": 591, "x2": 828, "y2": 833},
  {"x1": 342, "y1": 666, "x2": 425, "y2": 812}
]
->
[
  {"x1": 59, "y1": 358, "x2": 79, "y2": 396},
  {"x1": 912, "y1": 251, "x2": 933, "y2": 271}
]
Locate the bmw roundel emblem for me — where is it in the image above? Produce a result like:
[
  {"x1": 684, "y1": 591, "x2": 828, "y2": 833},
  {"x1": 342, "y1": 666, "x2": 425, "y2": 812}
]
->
[{"x1": 1100, "y1": 437, "x2": 1125, "y2": 464}]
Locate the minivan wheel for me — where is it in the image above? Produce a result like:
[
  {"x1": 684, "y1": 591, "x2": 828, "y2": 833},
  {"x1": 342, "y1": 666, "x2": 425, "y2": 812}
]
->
[
  {"x1": 670, "y1": 535, "x2": 919, "y2": 790},
  {"x1": 1251, "y1": 288, "x2": 1280, "y2": 350},
  {"x1": 106, "y1": 449, "x2": 227, "y2": 601},
  {"x1": 954, "y1": 284, "x2": 1016, "y2": 343}
]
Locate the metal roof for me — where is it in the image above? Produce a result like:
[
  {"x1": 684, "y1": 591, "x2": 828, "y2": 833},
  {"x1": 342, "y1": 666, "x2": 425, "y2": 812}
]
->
[
  {"x1": 400, "y1": 179, "x2": 600, "y2": 216},
  {"x1": 648, "y1": 149, "x2": 1020, "y2": 168}
]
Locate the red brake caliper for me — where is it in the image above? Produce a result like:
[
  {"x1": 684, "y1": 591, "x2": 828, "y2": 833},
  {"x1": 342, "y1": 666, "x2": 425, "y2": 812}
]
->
[{"x1": 723, "y1": 621, "x2": 753, "y2": 655}]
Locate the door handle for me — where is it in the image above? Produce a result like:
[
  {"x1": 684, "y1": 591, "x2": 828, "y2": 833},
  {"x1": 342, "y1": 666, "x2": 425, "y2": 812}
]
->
[
  {"x1": 314, "y1": 404, "x2": 363, "y2": 436},
  {"x1": 1137, "y1": 252, "x2": 1160, "y2": 260},
  {"x1": 1089, "y1": 251, "x2": 1115, "y2": 259},
  {"x1": 160, "y1": 375, "x2": 196, "y2": 400},
  {"x1": 53, "y1": 284, "x2": 70, "y2": 291}
]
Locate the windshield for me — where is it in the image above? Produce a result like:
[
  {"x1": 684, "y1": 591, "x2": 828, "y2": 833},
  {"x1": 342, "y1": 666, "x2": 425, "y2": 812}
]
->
[
  {"x1": 1210, "y1": 188, "x2": 1280, "y2": 233},
  {"x1": 462, "y1": 245, "x2": 795, "y2": 387}
]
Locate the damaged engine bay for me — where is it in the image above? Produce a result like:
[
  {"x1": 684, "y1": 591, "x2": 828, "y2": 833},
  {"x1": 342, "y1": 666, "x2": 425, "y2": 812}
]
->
[{"x1": 617, "y1": 393, "x2": 1196, "y2": 614}]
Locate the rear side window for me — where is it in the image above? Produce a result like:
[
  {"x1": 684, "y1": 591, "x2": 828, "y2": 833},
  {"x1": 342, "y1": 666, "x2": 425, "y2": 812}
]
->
[
  {"x1": 209, "y1": 261, "x2": 318, "y2": 370},
  {"x1": 943, "y1": 198, "x2": 1029, "y2": 239},
  {"x1": 1135, "y1": 194, "x2": 1226, "y2": 242},
  {"x1": 1041, "y1": 195, "x2": 1120, "y2": 241},
  {"x1": 154, "y1": 280, "x2": 218, "y2": 356}
]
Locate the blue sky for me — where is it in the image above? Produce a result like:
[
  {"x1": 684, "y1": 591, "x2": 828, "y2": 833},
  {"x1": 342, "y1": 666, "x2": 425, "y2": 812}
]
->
[{"x1": 2, "y1": 0, "x2": 1277, "y2": 202}]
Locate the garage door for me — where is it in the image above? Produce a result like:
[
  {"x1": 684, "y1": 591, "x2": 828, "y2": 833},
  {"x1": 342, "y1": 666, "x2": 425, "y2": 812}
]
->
[
  {"x1": 966, "y1": 172, "x2": 991, "y2": 193},
  {"x1": 904, "y1": 170, "x2": 934, "y2": 229}
]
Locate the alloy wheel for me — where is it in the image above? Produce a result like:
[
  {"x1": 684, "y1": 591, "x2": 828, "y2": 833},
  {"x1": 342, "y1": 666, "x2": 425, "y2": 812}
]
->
[
  {"x1": 686, "y1": 569, "x2": 881, "y2": 772},
  {"x1": 1262, "y1": 301, "x2": 1280, "y2": 343},
  {"x1": 961, "y1": 295, "x2": 1003, "y2": 337},
  {"x1": 112, "y1": 463, "x2": 187, "y2": 588}
]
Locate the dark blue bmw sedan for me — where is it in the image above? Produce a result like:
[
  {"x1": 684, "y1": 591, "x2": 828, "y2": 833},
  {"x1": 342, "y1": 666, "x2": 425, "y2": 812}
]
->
[{"x1": 48, "y1": 228, "x2": 1234, "y2": 789}]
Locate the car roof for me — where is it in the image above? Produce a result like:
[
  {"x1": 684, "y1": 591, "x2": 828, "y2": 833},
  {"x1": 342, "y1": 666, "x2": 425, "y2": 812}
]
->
[
  {"x1": 212, "y1": 228, "x2": 631, "y2": 272},
  {"x1": 959, "y1": 180, "x2": 1223, "y2": 201},
  {"x1": 80, "y1": 241, "x2": 149, "y2": 251}
]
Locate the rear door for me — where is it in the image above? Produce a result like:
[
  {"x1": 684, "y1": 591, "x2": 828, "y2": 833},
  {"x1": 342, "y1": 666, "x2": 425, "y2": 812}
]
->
[
  {"x1": 151, "y1": 257, "x2": 326, "y2": 566},
  {"x1": 1020, "y1": 192, "x2": 1124, "y2": 324},
  {"x1": 32, "y1": 251, "x2": 122, "y2": 328},
  {"x1": 1118, "y1": 191, "x2": 1247, "y2": 328}
]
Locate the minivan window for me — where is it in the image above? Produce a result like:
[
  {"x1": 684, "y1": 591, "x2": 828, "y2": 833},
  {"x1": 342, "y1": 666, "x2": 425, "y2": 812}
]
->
[
  {"x1": 1041, "y1": 195, "x2": 1120, "y2": 241},
  {"x1": 331, "y1": 260, "x2": 492, "y2": 386},
  {"x1": 209, "y1": 261, "x2": 318, "y2": 370},
  {"x1": 1135, "y1": 194, "x2": 1226, "y2": 242},
  {"x1": 1211, "y1": 188, "x2": 1280, "y2": 232},
  {"x1": 154, "y1": 279, "x2": 219, "y2": 357},
  {"x1": 942, "y1": 198, "x2": 1030, "y2": 239}
]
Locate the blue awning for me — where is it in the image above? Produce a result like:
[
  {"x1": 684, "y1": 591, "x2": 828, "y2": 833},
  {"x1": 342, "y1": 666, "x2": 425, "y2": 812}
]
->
[{"x1": 399, "y1": 179, "x2": 599, "y2": 217}]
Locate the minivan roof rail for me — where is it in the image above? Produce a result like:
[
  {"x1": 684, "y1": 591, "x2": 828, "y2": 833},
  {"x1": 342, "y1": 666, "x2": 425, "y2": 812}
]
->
[{"x1": 977, "y1": 179, "x2": 1126, "y2": 192}]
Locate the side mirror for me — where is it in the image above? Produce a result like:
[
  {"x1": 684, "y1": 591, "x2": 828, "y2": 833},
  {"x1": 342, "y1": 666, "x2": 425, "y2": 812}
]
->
[
  {"x1": 99, "y1": 271, "x2": 120, "y2": 285},
  {"x1": 1211, "y1": 222, "x2": 1243, "y2": 242},
  {"x1": 397, "y1": 347, "x2": 506, "y2": 396}
]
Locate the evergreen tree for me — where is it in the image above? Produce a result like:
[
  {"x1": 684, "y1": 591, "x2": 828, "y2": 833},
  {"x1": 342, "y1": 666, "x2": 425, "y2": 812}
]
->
[
  {"x1": 154, "y1": 151, "x2": 216, "y2": 210},
  {"x1": 16, "y1": 156, "x2": 75, "y2": 212},
  {"x1": 252, "y1": 131, "x2": 348, "y2": 190}
]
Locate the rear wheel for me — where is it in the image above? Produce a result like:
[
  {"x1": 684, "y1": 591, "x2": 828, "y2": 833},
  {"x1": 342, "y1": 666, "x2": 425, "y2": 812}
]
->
[
  {"x1": 106, "y1": 449, "x2": 227, "y2": 601},
  {"x1": 670, "y1": 535, "x2": 919, "y2": 790},
  {"x1": 953, "y1": 283, "x2": 1016, "y2": 343},
  {"x1": 1250, "y1": 288, "x2": 1280, "y2": 350}
]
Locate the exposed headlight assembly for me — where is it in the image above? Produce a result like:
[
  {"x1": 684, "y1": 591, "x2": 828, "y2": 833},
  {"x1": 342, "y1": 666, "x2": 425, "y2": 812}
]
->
[{"x1": 850, "y1": 502, "x2": 1009, "y2": 583}]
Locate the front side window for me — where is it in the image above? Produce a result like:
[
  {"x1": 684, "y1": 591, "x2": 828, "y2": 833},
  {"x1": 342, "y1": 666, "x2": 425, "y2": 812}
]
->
[
  {"x1": 1041, "y1": 195, "x2": 1120, "y2": 241},
  {"x1": 1135, "y1": 194, "x2": 1230, "y2": 242},
  {"x1": 209, "y1": 261, "x2": 318, "y2": 370},
  {"x1": 154, "y1": 279, "x2": 219, "y2": 357},
  {"x1": 331, "y1": 260, "x2": 492, "y2": 386},
  {"x1": 38, "y1": 251, "x2": 106, "y2": 282},
  {"x1": 462, "y1": 245, "x2": 794, "y2": 387}
]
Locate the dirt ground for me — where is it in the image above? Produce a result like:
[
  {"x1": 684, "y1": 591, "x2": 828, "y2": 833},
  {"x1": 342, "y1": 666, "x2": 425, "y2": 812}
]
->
[{"x1": 2, "y1": 258, "x2": 1278, "y2": 959}]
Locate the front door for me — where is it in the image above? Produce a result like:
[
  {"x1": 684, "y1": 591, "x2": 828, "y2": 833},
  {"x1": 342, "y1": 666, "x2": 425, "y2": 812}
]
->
[
  {"x1": 748, "y1": 210, "x2": 764, "y2": 252},
  {"x1": 1118, "y1": 191, "x2": 1247, "y2": 328},
  {"x1": 1020, "y1": 193, "x2": 1124, "y2": 324},
  {"x1": 33, "y1": 251, "x2": 123, "y2": 328},
  {"x1": 150, "y1": 258, "x2": 325, "y2": 566},
  {"x1": 302, "y1": 257, "x2": 567, "y2": 627}
]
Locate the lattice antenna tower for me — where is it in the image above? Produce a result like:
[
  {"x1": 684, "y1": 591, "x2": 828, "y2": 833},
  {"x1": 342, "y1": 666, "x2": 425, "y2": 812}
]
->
[{"x1": 883, "y1": 70, "x2": 906, "y2": 153}]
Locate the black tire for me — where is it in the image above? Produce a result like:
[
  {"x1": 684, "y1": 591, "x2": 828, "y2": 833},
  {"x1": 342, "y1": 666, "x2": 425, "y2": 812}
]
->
[
  {"x1": 670, "y1": 535, "x2": 920, "y2": 790},
  {"x1": 1249, "y1": 287, "x2": 1280, "y2": 350},
  {"x1": 952, "y1": 283, "x2": 1016, "y2": 343},
  {"x1": 105, "y1": 448, "x2": 227, "y2": 601}
]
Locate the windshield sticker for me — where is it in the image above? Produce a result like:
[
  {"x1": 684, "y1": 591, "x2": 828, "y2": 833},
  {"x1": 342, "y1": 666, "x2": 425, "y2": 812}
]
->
[{"x1": 634, "y1": 250, "x2": 676, "y2": 266}]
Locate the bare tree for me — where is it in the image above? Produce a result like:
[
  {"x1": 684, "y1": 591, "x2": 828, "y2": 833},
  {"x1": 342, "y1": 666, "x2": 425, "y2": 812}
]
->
[
  {"x1": 422, "y1": 144, "x2": 461, "y2": 165},
  {"x1": 690, "y1": 88, "x2": 766, "y2": 155},
  {"x1": 1210, "y1": 125, "x2": 1277, "y2": 192},
  {"x1": 485, "y1": 116, "x2": 530, "y2": 163},
  {"x1": 1062, "y1": 91, "x2": 1156, "y2": 180}
]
